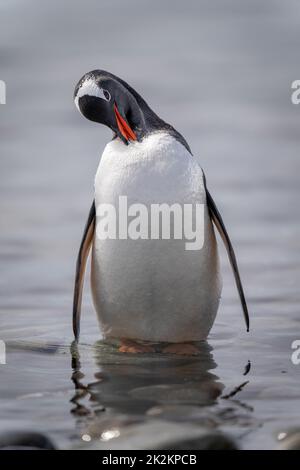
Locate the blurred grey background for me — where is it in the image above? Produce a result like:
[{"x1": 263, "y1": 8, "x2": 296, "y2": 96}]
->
[{"x1": 0, "y1": 0, "x2": 300, "y2": 340}]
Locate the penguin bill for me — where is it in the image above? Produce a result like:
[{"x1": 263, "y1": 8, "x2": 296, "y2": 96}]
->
[{"x1": 95, "y1": 196, "x2": 205, "y2": 251}]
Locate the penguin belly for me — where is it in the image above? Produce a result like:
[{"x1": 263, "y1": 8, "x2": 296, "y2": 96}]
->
[{"x1": 91, "y1": 133, "x2": 222, "y2": 343}]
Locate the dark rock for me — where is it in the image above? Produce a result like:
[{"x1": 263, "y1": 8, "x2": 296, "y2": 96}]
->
[{"x1": 0, "y1": 431, "x2": 56, "y2": 450}]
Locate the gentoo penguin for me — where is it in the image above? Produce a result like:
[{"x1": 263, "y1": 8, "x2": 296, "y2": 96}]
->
[{"x1": 73, "y1": 70, "x2": 249, "y2": 354}]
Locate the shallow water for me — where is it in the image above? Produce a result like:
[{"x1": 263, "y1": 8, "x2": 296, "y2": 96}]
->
[{"x1": 1, "y1": 0, "x2": 300, "y2": 450}]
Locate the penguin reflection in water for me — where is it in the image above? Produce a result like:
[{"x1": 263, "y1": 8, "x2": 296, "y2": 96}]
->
[{"x1": 73, "y1": 70, "x2": 249, "y2": 355}]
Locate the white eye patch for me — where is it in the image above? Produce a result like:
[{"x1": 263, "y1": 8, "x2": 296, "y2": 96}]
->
[{"x1": 74, "y1": 78, "x2": 111, "y2": 112}]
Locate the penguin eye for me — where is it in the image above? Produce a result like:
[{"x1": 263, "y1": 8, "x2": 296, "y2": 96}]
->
[{"x1": 102, "y1": 89, "x2": 111, "y2": 101}]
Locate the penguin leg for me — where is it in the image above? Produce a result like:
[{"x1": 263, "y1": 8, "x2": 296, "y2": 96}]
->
[
  {"x1": 118, "y1": 339, "x2": 155, "y2": 354},
  {"x1": 73, "y1": 201, "x2": 96, "y2": 341}
]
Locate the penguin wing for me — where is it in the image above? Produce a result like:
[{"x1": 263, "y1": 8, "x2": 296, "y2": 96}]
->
[
  {"x1": 73, "y1": 200, "x2": 96, "y2": 340},
  {"x1": 203, "y1": 173, "x2": 250, "y2": 331}
]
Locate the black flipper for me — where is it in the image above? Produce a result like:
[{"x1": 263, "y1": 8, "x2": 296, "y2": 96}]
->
[
  {"x1": 72, "y1": 201, "x2": 96, "y2": 340},
  {"x1": 203, "y1": 174, "x2": 250, "y2": 331}
]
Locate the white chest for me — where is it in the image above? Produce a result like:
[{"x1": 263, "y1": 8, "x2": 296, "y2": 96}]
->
[
  {"x1": 91, "y1": 133, "x2": 222, "y2": 342},
  {"x1": 94, "y1": 132, "x2": 205, "y2": 206}
]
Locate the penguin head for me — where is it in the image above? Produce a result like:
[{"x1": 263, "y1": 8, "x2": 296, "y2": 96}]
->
[{"x1": 74, "y1": 70, "x2": 143, "y2": 144}]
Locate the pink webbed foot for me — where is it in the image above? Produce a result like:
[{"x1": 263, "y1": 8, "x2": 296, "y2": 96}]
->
[{"x1": 118, "y1": 339, "x2": 156, "y2": 354}]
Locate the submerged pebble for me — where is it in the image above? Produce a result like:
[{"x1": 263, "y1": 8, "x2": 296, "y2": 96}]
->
[
  {"x1": 76, "y1": 420, "x2": 237, "y2": 450},
  {"x1": 277, "y1": 428, "x2": 300, "y2": 450}
]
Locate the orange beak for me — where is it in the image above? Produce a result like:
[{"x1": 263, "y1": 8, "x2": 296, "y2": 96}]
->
[{"x1": 114, "y1": 104, "x2": 137, "y2": 142}]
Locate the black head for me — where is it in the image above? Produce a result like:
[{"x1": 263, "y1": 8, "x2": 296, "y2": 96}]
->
[
  {"x1": 74, "y1": 69, "x2": 191, "y2": 151},
  {"x1": 74, "y1": 70, "x2": 148, "y2": 144}
]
